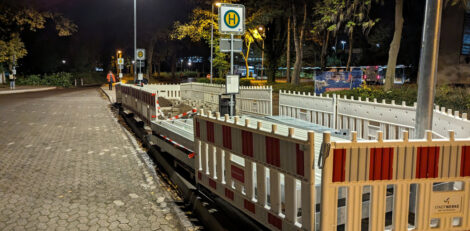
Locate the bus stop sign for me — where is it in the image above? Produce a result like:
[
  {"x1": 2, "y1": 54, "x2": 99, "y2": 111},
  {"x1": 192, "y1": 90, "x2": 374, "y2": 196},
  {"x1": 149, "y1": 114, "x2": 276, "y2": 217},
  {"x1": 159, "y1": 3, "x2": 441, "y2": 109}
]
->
[{"x1": 219, "y1": 4, "x2": 245, "y2": 35}]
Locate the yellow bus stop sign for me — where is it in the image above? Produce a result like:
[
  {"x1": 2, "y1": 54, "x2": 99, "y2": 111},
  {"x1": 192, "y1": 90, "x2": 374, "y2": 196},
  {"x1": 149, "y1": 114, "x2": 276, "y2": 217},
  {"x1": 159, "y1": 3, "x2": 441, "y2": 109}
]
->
[
  {"x1": 136, "y1": 49, "x2": 145, "y2": 60},
  {"x1": 224, "y1": 10, "x2": 240, "y2": 28},
  {"x1": 219, "y1": 4, "x2": 245, "y2": 35}
]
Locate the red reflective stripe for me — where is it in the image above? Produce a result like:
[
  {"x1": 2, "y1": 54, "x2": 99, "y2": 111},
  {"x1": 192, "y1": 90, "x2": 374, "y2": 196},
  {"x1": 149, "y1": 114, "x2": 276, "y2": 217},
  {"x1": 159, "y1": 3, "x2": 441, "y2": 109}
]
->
[
  {"x1": 225, "y1": 188, "x2": 234, "y2": 200},
  {"x1": 333, "y1": 149, "x2": 346, "y2": 182},
  {"x1": 461, "y1": 146, "x2": 470, "y2": 177},
  {"x1": 222, "y1": 126, "x2": 232, "y2": 149},
  {"x1": 244, "y1": 200, "x2": 255, "y2": 214},
  {"x1": 416, "y1": 147, "x2": 440, "y2": 178},
  {"x1": 151, "y1": 115, "x2": 156, "y2": 118},
  {"x1": 231, "y1": 165, "x2": 244, "y2": 183},
  {"x1": 195, "y1": 120, "x2": 200, "y2": 138},
  {"x1": 209, "y1": 179, "x2": 217, "y2": 189},
  {"x1": 265, "y1": 137, "x2": 280, "y2": 167},
  {"x1": 241, "y1": 131, "x2": 253, "y2": 157},
  {"x1": 369, "y1": 148, "x2": 394, "y2": 180},
  {"x1": 206, "y1": 122, "x2": 214, "y2": 142},
  {"x1": 428, "y1": 147, "x2": 439, "y2": 178},
  {"x1": 267, "y1": 213, "x2": 282, "y2": 230},
  {"x1": 296, "y1": 144, "x2": 304, "y2": 176}
]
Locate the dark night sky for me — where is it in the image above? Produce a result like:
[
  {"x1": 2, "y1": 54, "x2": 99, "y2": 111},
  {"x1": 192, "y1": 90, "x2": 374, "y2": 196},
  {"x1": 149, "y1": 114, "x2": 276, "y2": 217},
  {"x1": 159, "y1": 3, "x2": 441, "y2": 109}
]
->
[{"x1": 19, "y1": 0, "x2": 193, "y2": 73}]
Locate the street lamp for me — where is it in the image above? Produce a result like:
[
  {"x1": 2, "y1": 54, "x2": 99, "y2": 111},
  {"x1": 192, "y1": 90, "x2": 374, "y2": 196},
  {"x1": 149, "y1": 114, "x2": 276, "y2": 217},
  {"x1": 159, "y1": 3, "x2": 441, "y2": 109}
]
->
[
  {"x1": 341, "y1": 40, "x2": 346, "y2": 50},
  {"x1": 210, "y1": 2, "x2": 222, "y2": 84}
]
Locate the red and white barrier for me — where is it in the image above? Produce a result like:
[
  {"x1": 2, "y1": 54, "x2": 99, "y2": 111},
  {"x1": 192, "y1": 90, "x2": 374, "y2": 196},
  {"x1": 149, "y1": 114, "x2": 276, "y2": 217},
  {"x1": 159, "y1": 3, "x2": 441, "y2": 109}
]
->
[
  {"x1": 194, "y1": 110, "x2": 316, "y2": 231},
  {"x1": 320, "y1": 130, "x2": 470, "y2": 231}
]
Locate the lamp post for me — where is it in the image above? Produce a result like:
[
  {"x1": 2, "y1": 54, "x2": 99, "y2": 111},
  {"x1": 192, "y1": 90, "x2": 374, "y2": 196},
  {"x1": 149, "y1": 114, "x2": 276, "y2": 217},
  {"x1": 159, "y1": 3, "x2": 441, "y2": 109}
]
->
[
  {"x1": 133, "y1": 0, "x2": 137, "y2": 83},
  {"x1": 210, "y1": 2, "x2": 221, "y2": 84}
]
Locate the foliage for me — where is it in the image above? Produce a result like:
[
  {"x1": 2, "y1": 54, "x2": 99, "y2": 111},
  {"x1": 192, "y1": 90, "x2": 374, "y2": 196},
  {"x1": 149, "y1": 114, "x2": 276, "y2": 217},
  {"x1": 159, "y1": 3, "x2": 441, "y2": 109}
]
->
[
  {"x1": 15, "y1": 72, "x2": 104, "y2": 87},
  {"x1": 0, "y1": 3, "x2": 77, "y2": 66}
]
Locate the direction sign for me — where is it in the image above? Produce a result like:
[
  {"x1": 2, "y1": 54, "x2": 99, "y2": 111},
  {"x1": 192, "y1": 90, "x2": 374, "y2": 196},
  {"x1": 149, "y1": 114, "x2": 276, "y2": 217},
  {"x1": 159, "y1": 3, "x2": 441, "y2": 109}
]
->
[
  {"x1": 117, "y1": 58, "x2": 124, "y2": 65},
  {"x1": 219, "y1": 4, "x2": 245, "y2": 35},
  {"x1": 220, "y1": 38, "x2": 243, "y2": 52},
  {"x1": 136, "y1": 49, "x2": 146, "y2": 60}
]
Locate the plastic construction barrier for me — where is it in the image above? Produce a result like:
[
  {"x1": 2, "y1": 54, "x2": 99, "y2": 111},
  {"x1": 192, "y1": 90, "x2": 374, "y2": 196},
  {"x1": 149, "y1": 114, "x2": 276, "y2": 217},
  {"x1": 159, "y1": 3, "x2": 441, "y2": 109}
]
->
[
  {"x1": 116, "y1": 84, "x2": 157, "y2": 124},
  {"x1": 320, "y1": 130, "x2": 470, "y2": 231},
  {"x1": 194, "y1": 109, "x2": 316, "y2": 231}
]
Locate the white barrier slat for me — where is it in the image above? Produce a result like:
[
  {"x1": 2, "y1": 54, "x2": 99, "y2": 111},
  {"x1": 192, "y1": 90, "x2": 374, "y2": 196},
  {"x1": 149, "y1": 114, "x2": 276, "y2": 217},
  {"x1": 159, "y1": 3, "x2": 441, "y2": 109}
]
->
[
  {"x1": 284, "y1": 175, "x2": 296, "y2": 223},
  {"x1": 346, "y1": 185, "x2": 362, "y2": 231},
  {"x1": 270, "y1": 169, "x2": 281, "y2": 215},
  {"x1": 245, "y1": 159, "x2": 254, "y2": 200},
  {"x1": 369, "y1": 184, "x2": 387, "y2": 231},
  {"x1": 256, "y1": 164, "x2": 266, "y2": 207},
  {"x1": 216, "y1": 147, "x2": 223, "y2": 182},
  {"x1": 416, "y1": 182, "x2": 432, "y2": 230}
]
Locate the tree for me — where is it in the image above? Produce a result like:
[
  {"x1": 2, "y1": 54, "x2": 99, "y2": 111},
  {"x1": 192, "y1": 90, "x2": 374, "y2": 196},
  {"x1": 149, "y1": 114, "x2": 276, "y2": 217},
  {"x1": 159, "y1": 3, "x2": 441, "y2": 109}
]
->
[
  {"x1": 384, "y1": 0, "x2": 403, "y2": 90},
  {"x1": 241, "y1": 29, "x2": 263, "y2": 78},
  {"x1": 172, "y1": 8, "x2": 229, "y2": 78},
  {"x1": 0, "y1": 2, "x2": 77, "y2": 68},
  {"x1": 343, "y1": 0, "x2": 379, "y2": 70},
  {"x1": 290, "y1": 0, "x2": 308, "y2": 85},
  {"x1": 311, "y1": 0, "x2": 343, "y2": 70}
]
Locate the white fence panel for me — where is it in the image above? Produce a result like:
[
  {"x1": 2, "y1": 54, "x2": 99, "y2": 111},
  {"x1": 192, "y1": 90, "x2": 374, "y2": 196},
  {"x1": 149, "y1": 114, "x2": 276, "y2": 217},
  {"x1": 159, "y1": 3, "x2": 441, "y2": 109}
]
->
[
  {"x1": 337, "y1": 96, "x2": 416, "y2": 140},
  {"x1": 279, "y1": 90, "x2": 335, "y2": 128},
  {"x1": 433, "y1": 106, "x2": 470, "y2": 138},
  {"x1": 236, "y1": 86, "x2": 272, "y2": 116}
]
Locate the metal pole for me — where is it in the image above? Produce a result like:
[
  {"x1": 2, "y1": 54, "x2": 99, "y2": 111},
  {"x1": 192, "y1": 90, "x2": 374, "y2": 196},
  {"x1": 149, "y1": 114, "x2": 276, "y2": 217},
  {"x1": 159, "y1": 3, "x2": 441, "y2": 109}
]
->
[
  {"x1": 230, "y1": 34, "x2": 234, "y2": 75},
  {"x1": 210, "y1": 4, "x2": 214, "y2": 84},
  {"x1": 134, "y1": 0, "x2": 137, "y2": 83},
  {"x1": 261, "y1": 40, "x2": 264, "y2": 78},
  {"x1": 230, "y1": 34, "x2": 234, "y2": 116},
  {"x1": 415, "y1": 0, "x2": 443, "y2": 139}
]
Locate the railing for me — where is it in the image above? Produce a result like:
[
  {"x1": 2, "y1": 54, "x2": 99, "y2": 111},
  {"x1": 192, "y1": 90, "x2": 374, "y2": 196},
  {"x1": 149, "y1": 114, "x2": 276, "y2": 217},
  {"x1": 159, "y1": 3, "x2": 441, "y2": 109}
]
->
[
  {"x1": 194, "y1": 110, "x2": 315, "y2": 230},
  {"x1": 279, "y1": 91, "x2": 470, "y2": 139},
  {"x1": 320, "y1": 130, "x2": 470, "y2": 230}
]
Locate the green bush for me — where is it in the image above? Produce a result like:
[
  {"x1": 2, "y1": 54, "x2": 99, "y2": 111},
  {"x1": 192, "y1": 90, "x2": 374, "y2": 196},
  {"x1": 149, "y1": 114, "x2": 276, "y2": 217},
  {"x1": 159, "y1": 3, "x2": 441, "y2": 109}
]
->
[
  {"x1": 73, "y1": 72, "x2": 107, "y2": 85},
  {"x1": 195, "y1": 78, "x2": 226, "y2": 84},
  {"x1": 42, "y1": 72, "x2": 73, "y2": 87},
  {"x1": 16, "y1": 75, "x2": 42, "y2": 86}
]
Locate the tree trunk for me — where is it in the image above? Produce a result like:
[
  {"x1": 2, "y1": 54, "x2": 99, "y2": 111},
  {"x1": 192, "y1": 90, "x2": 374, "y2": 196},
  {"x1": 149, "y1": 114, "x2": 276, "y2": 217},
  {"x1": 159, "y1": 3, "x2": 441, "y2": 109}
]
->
[
  {"x1": 346, "y1": 28, "x2": 354, "y2": 70},
  {"x1": 156, "y1": 56, "x2": 161, "y2": 77},
  {"x1": 286, "y1": 17, "x2": 291, "y2": 82},
  {"x1": 291, "y1": 1, "x2": 307, "y2": 85},
  {"x1": 171, "y1": 54, "x2": 176, "y2": 79},
  {"x1": 320, "y1": 31, "x2": 330, "y2": 70},
  {"x1": 245, "y1": 41, "x2": 251, "y2": 78},
  {"x1": 384, "y1": 0, "x2": 404, "y2": 91}
]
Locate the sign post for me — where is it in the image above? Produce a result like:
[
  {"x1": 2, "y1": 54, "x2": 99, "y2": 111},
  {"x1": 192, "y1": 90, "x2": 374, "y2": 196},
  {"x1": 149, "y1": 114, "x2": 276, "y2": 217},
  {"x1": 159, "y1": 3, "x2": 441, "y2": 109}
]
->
[
  {"x1": 136, "y1": 49, "x2": 145, "y2": 86},
  {"x1": 117, "y1": 58, "x2": 124, "y2": 79},
  {"x1": 219, "y1": 3, "x2": 245, "y2": 116}
]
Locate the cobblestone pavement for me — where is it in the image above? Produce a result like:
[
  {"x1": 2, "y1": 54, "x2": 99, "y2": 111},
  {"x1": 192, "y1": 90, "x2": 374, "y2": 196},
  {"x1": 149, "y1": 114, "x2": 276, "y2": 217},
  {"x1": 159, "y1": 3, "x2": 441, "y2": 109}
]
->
[{"x1": 0, "y1": 88, "x2": 192, "y2": 231}]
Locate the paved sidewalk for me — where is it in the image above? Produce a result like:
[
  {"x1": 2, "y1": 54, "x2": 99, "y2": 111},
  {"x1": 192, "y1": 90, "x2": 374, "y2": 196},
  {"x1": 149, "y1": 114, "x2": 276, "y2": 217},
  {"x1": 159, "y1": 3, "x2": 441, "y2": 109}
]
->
[
  {"x1": 101, "y1": 85, "x2": 116, "y2": 103},
  {"x1": 0, "y1": 88, "x2": 190, "y2": 231},
  {"x1": 0, "y1": 86, "x2": 57, "y2": 95}
]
